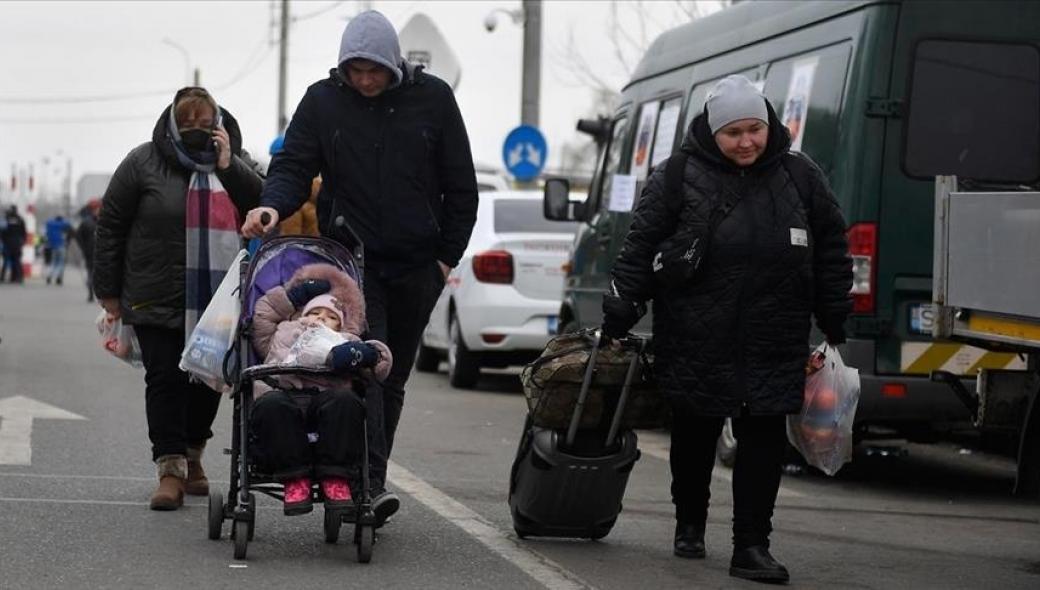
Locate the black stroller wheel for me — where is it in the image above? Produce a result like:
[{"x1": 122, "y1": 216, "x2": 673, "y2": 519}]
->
[
  {"x1": 356, "y1": 524, "x2": 373, "y2": 563},
  {"x1": 324, "y1": 508, "x2": 342, "y2": 544},
  {"x1": 233, "y1": 520, "x2": 249, "y2": 559},
  {"x1": 207, "y1": 488, "x2": 224, "y2": 540}
]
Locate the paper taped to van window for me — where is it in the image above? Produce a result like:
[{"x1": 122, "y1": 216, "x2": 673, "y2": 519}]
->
[
  {"x1": 608, "y1": 174, "x2": 637, "y2": 212},
  {"x1": 651, "y1": 100, "x2": 682, "y2": 168},
  {"x1": 631, "y1": 102, "x2": 659, "y2": 180},
  {"x1": 782, "y1": 56, "x2": 819, "y2": 152}
]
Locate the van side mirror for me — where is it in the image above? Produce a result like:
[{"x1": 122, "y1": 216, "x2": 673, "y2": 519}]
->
[{"x1": 543, "y1": 178, "x2": 576, "y2": 221}]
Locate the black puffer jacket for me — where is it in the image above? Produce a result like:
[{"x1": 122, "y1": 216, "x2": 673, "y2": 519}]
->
[
  {"x1": 611, "y1": 104, "x2": 852, "y2": 416},
  {"x1": 260, "y1": 65, "x2": 478, "y2": 279},
  {"x1": 93, "y1": 92, "x2": 262, "y2": 329}
]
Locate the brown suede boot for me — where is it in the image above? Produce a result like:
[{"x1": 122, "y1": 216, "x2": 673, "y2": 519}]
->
[
  {"x1": 150, "y1": 455, "x2": 187, "y2": 511},
  {"x1": 185, "y1": 444, "x2": 209, "y2": 496}
]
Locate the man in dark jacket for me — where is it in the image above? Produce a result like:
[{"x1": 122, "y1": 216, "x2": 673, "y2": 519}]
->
[
  {"x1": 1, "y1": 205, "x2": 27, "y2": 283},
  {"x1": 75, "y1": 199, "x2": 101, "y2": 302},
  {"x1": 242, "y1": 10, "x2": 478, "y2": 522}
]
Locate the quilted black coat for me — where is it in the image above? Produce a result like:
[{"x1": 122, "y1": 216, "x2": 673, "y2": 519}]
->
[{"x1": 610, "y1": 104, "x2": 852, "y2": 416}]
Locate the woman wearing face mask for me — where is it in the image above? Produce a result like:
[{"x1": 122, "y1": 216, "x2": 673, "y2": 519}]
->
[
  {"x1": 93, "y1": 87, "x2": 262, "y2": 510},
  {"x1": 602, "y1": 75, "x2": 852, "y2": 583}
]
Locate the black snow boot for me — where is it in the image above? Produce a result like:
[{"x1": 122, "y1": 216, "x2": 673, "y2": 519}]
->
[
  {"x1": 673, "y1": 522, "x2": 706, "y2": 558},
  {"x1": 730, "y1": 545, "x2": 790, "y2": 584}
]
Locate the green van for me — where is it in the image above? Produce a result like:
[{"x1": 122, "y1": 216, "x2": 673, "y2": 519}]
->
[{"x1": 544, "y1": 0, "x2": 1040, "y2": 442}]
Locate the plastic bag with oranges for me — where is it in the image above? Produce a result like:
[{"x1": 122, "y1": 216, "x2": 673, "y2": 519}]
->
[{"x1": 787, "y1": 343, "x2": 861, "y2": 475}]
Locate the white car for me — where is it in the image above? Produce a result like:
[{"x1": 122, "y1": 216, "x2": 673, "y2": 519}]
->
[
  {"x1": 417, "y1": 191, "x2": 580, "y2": 388},
  {"x1": 475, "y1": 171, "x2": 510, "y2": 192}
]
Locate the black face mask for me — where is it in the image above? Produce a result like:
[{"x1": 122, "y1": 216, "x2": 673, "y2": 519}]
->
[{"x1": 179, "y1": 128, "x2": 213, "y2": 152}]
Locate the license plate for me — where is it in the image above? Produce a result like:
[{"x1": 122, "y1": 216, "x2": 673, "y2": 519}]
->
[
  {"x1": 547, "y1": 315, "x2": 559, "y2": 335},
  {"x1": 909, "y1": 303, "x2": 935, "y2": 335}
]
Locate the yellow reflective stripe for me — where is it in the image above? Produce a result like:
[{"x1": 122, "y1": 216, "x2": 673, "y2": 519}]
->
[
  {"x1": 904, "y1": 343, "x2": 960, "y2": 375},
  {"x1": 966, "y1": 351, "x2": 1018, "y2": 375},
  {"x1": 967, "y1": 313, "x2": 1040, "y2": 343}
]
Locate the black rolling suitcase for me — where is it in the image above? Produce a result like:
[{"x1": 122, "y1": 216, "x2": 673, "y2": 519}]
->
[{"x1": 509, "y1": 332, "x2": 645, "y2": 540}]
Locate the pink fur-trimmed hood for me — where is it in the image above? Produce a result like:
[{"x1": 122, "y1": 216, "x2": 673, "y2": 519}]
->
[{"x1": 286, "y1": 263, "x2": 366, "y2": 335}]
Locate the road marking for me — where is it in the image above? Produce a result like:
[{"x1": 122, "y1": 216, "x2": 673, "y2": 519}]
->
[
  {"x1": 0, "y1": 496, "x2": 204, "y2": 507},
  {"x1": 0, "y1": 396, "x2": 86, "y2": 465},
  {"x1": 388, "y1": 461, "x2": 593, "y2": 590},
  {"x1": 636, "y1": 430, "x2": 805, "y2": 499},
  {"x1": 0, "y1": 471, "x2": 229, "y2": 484}
]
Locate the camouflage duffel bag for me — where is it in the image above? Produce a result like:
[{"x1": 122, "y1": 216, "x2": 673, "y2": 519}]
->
[{"x1": 520, "y1": 330, "x2": 667, "y2": 430}]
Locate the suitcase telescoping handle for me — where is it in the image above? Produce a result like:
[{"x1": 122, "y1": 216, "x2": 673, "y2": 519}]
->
[{"x1": 564, "y1": 330, "x2": 645, "y2": 448}]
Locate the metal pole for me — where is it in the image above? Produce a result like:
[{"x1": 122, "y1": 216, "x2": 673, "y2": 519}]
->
[
  {"x1": 64, "y1": 158, "x2": 72, "y2": 217},
  {"x1": 277, "y1": 0, "x2": 290, "y2": 132},
  {"x1": 520, "y1": 0, "x2": 541, "y2": 128},
  {"x1": 193, "y1": 68, "x2": 201, "y2": 86}
]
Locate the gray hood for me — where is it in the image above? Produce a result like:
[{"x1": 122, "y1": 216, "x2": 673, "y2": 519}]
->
[{"x1": 338, "y1": 10, "x2": 403, "y2": 88}]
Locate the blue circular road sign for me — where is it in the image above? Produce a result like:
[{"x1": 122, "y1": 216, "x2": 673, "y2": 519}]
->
[{"x1": 502, "y1": 125, "x2": 547, "y2": 182}]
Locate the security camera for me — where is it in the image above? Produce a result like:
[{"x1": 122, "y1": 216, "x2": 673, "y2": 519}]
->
[{"x1": 484, "y1": 13, "x2": 498, "y2": 32}]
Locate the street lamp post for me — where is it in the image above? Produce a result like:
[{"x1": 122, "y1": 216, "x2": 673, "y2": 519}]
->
[
  {"x1": 162, "y1": 37, "x2": 200, "y2": 86},
  {"x1": 485, "y1": 1, "x2": 542, "y2": 128}
]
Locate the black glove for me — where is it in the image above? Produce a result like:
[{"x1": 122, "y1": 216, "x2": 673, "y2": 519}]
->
[
  {"x1": 328, "y1": 341, "x2": 379, "y2": 372},
  {"x1": 818, "y1": 314, "x2": 847, "y2": 345},
  {"x1": 286, "y1": 278, "x2": 331, "y2": 308},
  {"x1": 601, "y1": 293, "x2": 645, "y2": 340}
]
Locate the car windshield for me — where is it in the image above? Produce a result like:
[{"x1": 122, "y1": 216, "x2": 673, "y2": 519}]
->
[{"x1": 493, "y1": 199, "x2": 579, "y2": 234}]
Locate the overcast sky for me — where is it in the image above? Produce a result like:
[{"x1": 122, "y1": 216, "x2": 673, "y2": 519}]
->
[{"x1": 0, "y1": 0, "x2": 724, "y2": 204}]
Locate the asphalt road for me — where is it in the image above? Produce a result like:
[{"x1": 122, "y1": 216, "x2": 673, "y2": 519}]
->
[{"x1": 2, "y1": 274, "x2": 1039, "y2": 589}]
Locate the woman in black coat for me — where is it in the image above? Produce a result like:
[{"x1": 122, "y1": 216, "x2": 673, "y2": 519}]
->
[
  {"x1": 94, "y1": 87, "x2": 262, "y2": 510},
  {"x1": 603, "y1": 75, "x2": 852, "y2": 583}
]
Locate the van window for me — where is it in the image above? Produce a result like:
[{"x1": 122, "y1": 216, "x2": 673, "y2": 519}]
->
[
  {"x1": 904, "y1": 40, "x2": 1040, "y2": 183},
  {"x1": 590, "y1": 116, "x2": 630, "y2": 214},
  {"x1": 762, "y1": 43, "x2": 852, "y2": 169}
]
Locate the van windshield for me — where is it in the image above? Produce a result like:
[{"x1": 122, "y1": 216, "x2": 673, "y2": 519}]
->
[
  {"x1": 904, "y1": 40, "x2": 1040, "y2": 183},
  {"x1": 494, "y1": 199, "x2": 579, "y2": 234}
]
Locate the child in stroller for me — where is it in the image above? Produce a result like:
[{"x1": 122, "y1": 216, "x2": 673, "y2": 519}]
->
[{"x1": 249, "y1": 262, "x2": 391, "y2": 515}]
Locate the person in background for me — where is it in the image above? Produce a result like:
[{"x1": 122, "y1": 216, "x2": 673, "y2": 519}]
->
[
  {"x1": 269, "y1": 135, "x2": 320, "y2": 238},
  {"x1": 75, "y1": 199, "x2": 102, "y2": 302},
  {"x1": 1, "y1": 205, "x2": 27, "y2": 284},
  {"x1": 602, "y1": 75, "x2": 852, "y2": 584},
  {"x1": 44, "y1": 214, "x2": 73, "y2": 285},
  {"x1": 93, "y1": 87, "x2": 262, "y2": 511},
  {"x1": 240, "y1": 10, "x2": 478, "y2": 525}
]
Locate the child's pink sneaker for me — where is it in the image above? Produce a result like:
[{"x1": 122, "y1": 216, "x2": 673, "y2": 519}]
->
[
  {"x1": 321, "y1": 477, "x2": 353, "y2": 509},
  {"x1": 283, "y1": 477, "x2": 313, "y2": 515}
]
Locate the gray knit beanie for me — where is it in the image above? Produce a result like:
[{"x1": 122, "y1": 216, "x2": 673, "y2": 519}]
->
[
  {"x1": 706, "y1": 75, "x2": 768, "y2": 134},
  {"x1": 338, "y1": 10, "x2": 403, "y2": 88}
]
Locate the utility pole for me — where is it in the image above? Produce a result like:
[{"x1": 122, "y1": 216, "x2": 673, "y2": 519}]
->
[
  {"x1": 520, "y1": 0, "x2": 542, "y2": 128},
  {"x1": 63, "y1": 159, "x2": 72, "y2": 217},
  {"x1": 277, "y1": 0, "x2": 290, "y2": 132}
]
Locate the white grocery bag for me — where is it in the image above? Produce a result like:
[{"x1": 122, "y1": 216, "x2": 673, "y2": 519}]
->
[
  {"x1": 787, "y1": 343, "x2": 861, "y2": 476},
  {"x1": 179, "y1": 250, "x2": 247, "y2": 392}
]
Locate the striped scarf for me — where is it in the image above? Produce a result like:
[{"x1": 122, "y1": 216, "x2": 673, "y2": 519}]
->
[{"x1": 185, "y1": 172, "x2": 241, "y2": 344}]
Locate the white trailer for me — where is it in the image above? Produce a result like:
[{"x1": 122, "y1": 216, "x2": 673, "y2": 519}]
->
[{"x1": 931, "y1": 175, "x2": 1040, "y2": 496}]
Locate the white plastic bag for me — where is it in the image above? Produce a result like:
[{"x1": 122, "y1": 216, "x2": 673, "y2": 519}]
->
[
  {"x1": 787, "y1": 343, "x2": 861, "y2": 476},
  {"x1": 283, "y1": 324, "x2": 349, "y2": 367},
  {"x1": 179, "y1": 250, "x2": 247, "y2": 392},
  {"x1": 95, "y1": 310, "x2": 143, "y2": 368}
]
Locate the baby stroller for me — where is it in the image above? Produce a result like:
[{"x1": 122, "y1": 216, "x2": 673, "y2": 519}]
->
[{"x1": 206, "y1": 220, "x2": 378, "y2": 563}]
